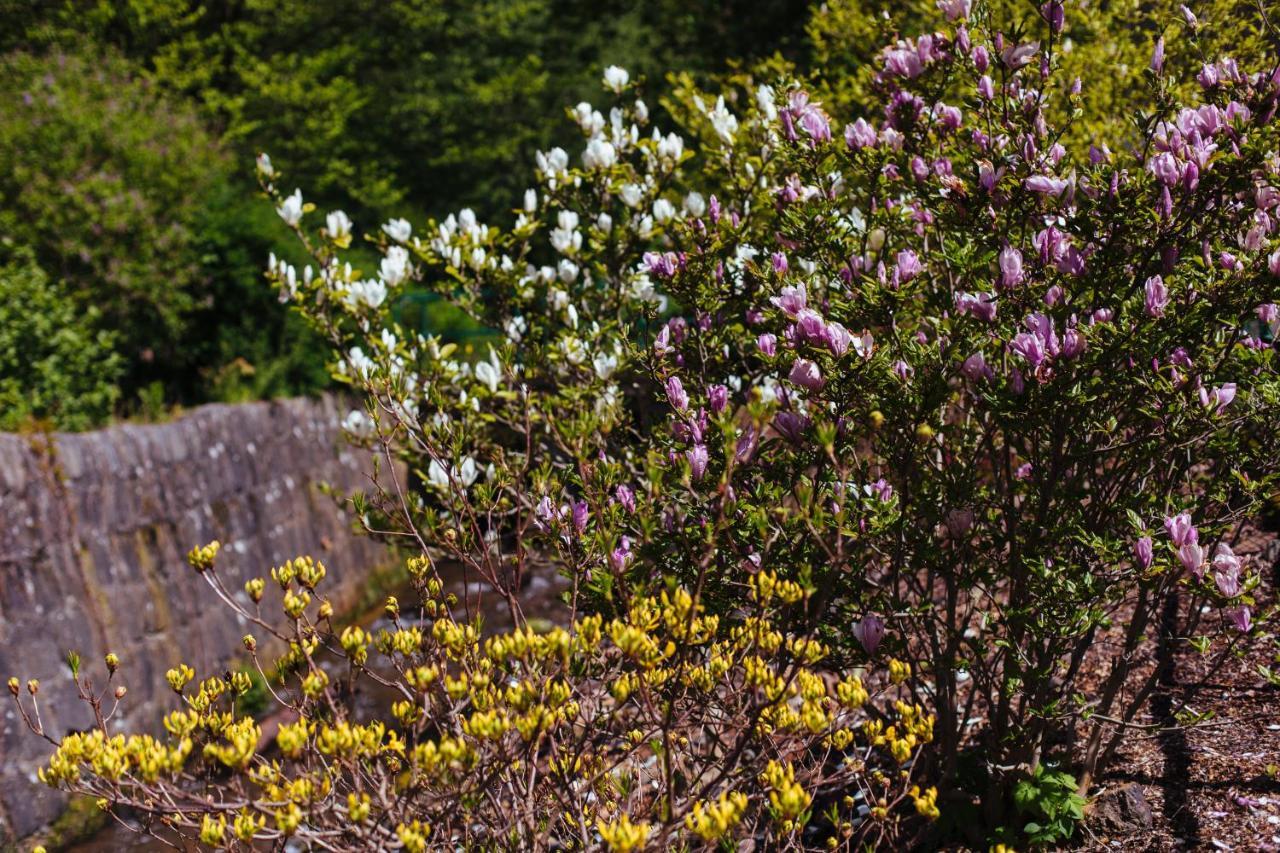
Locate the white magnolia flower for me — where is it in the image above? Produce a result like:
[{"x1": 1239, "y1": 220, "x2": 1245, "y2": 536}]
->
[
  {"x1": 593, "y1": 351, "x2": 618, "y2": 379},
  {"x1": 756, "y1": 84, "x2": 778, "y2": 122},
  {"x1": 557, "y1": 259, "x2": 579, "y2": 283},
  {"x1": 523, "y1": 189, "x2": 537, "y2": 212},
  {"x1": 550, "y1": 288, "x2": 571, "y2": 311},
  {"x1": 458, "y1": 456, "x2": 479, "y2": 486},
  {"x1": 572, "y1": 102, "x2": 605, "y2": 135},
  {"x1": 684, "y1": 192, "x2": 706, "y2": 217},
  {"x1": 595, "y1": 212, "x2": 613, "y2": 232},
  {"x1": 550, "y1": 227, "x2": 581, "y2": 255},
  {"x1": 634, "y1": 99, "x2": 649, "y2": 123},
  {"x1": 505, "y1": 316, "x2": 527, "y2": 343},
  {"x1": 346, "y1": 346, "x2": 374, "y2": 378},
  {"x1": 383, "y1": 218, "x2": 412, "y2": 242},
  {"x1": 342, "y1": 409, "x2": 375, "y2": 439},
  {"x1": 657, "y1": 132, "x2": 684, "y2": 162},
  {"x1": 346, "y1": 279, "x2": 386, "y2": 310},
  {"x1": 277, "y1": 189, "x2": 304, "y2": 226},
  {"x1": 709, "y1": 97, "x2": 739, "y2": 143},
  {"x1": 652, "y1": 198, "x2": 676, "y2": 223},
  {"x1": 566, "y1": 303, "x2": 579, "y2": 329},
  {"x1": 619, "y1": 183, "x2": 644, "y2": 208},
  {"x1": 427, "y1": 459, "x2": 450, "y2": 490},
  {"x1": 603, "y1": 65, "x2": 630, "y2": 93},
  {"x1": 583, "y1": 138, "x2": 617, "y2": 170},
  {"x1": 474, "y1": 349, "x2": 501, "y2": 393},
  {"x1": 326, "y1": 210, "x2": 352, "y2": 245},
  {"x1": 380, "y1": 246, "x2": 411, "y2": 287},
  {"x1": 536, "y1": 147, "x2": 569, "y2": 176},
  {"x1": 255, "y1": 152, "x2": 275, "y2": 178}
]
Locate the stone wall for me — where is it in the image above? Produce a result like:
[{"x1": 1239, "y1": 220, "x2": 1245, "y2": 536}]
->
[{"x1": 0, "y1": 395, "x2": 389, "y2": 841}]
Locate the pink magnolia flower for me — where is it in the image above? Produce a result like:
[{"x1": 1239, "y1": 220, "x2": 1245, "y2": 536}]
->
[
  {"x1": 853, "y1": 614, "x2": 886, "y2": 656},
  {"x1": 1212, "y1": 544, "x2": 1242, "y2": 597},
  {"x1": 999, "y1": 246, "x2": 1024, "y2": 288},
  {"x1": 1198, "y1": 383, "x2": 1236, "y2": 413},
  {"x1": 686, "y1": 444, "x2": 709, "y2": 480},
  {"x1": 1025, "y1": 175, "x2": 1068, "y2": 196},
  {"x1": 1144, "y1": 275, "x2": 1169, "y2": 317},
  {"x1": 1178, "y1": 542, "x2": 1205, "y2": 577},
  {"x1": 1226, "y1": 605, "x2": 1251, "y2": 632},
  {"x1": 789, "y1": 358, "x2": 825, "y2": 391},
  {"x1": 1134, "y1": 536, "x2": 1154, "y2": 569},
  {"x1": 1164, "y1": 512, "x2": 1198, "y2": 546},
  {"x1": 666, "y1": 376, "x2": 689, "y2": 411}
]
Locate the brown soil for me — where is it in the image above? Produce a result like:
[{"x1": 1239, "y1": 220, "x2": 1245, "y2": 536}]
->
[{"x1": 1079, "y1": 536, "x2": 1280, "y2": 852}]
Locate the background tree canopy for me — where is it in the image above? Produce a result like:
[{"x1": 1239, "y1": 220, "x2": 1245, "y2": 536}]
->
[{"x1": 0, "y1": 0, "x2": 1272, "y2": 428}]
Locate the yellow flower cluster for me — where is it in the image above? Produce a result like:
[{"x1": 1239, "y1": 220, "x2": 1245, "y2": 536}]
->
[
  {"x1": 597, "y1": 814, "x2": 651, "y2": 852},
  {"x1": 28, "y1": 552, "x2": 940, "y2": 849},
  {"x1": 41, "y1": 729, "x2": 191, "y2": 785},
  {"x1": 862, "y1": 701, "x2": 934, "y2": 764},
  {"x1": 684, "y1": 790, "x2": 749, "y2": 841}
]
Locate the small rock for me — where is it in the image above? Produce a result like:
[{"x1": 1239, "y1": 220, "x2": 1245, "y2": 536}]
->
[{"x1": 1088, "y1": 783, "x2": 1154, "y2": 835}]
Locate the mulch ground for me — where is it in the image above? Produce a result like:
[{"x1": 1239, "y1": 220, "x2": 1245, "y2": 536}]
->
[{"x1": 1080, "y1": 535, "x2": 1280, "y2": 852}]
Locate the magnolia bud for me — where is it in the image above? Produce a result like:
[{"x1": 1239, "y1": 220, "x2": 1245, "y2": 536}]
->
[
  {"x1": 105, "y1": 653, "x2": 119, "y2": 674},
  {"x1": 27, "y1": 679, "x2": 39, "y2": 696},
  {"x1": 7, "y1": 677, "x2": 18, "y2": 697},
  {"x1": 243, "y1": 634, "x2": 257, "y2": 652},
  {"x1": 113, "y1": 685, "x2": 127, "y2": 700},
  {"x1": 318, "y1": 600, "x2": 334, "y2": 620}
]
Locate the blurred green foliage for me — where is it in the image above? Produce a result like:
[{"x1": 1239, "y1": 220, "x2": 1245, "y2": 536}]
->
[
  {"x1": 9, "y1": 0, "x2": 1259, "y2": 430},
  {"x1": 0, "y1": 246, "x2": 123, "y2": 431},
  {"x1": 0, "y1": 0, "x2": 809, "y2": 428}
]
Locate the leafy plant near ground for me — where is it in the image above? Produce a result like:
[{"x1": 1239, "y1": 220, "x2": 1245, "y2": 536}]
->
[
  {"x1": 12, "y1": 0, "x2": 1280, "y2": 848},
  {"x1": 1010, "y1": 764, "x2": 1088, "y2": 846}
]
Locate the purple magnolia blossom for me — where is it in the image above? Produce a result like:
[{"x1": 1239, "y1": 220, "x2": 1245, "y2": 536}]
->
[
  {"x1": 1060, "y1": 327, "x2": 1086, "y2": 359},
  {"x1": 1226, "y1": 605, "x2": 1251, "y2": 632},
  {"x1": 999, "y1": 246, "x2": 1024, "y2": 288},
  {"x1": 937, "y1": 0, "x2": 971, "y2": 20},
  {"x1": 955, "y1": 290, "x2": 998, "y2": 322},
  {"x1": 781, "y1": 91, "x2": 832, "y2": 146},
  {"x1": 772, "y1": 284, "x2": 808, "y2": 316},
  {"x1": 962, "y1": 351, "x2": 994, "y2": 382},
  {"x1": 708, "y1": 384, "x2": 729, "y2": 415},
  {"x1": 1041, "y1": 0, "x2": 1065, "y2": 31},
  {"x1": 845, "y1": 118, "x2": 878, "y2": 150},
  {"x1": 1134, "y1": 536, "x2": 1154, "y2": 569},
  {"x1": 789, "y1": 358, "x2": 824, "y2": 390},
  {"x1": 896, "y1": 249, "x2": 922, "y2": 282},
  {"x1": 1000, "y1": 40, "x2": 1040, "y2": 69},
  {"x1": 734, "y1": 427, "x2": 758, "y2": 464},
  {"x1": 644, "y1": 251, "x2": 680, "y2": 278},
  {"x1": 771, "y1": 252, "x2": 789, "y2": 275},
  {"x1": 572, "y1": 500, "x2": 589, "y2": 533},
  {"x1": 666, "y1": 376, "x2": 689, "y2": 411},
  {"x1": 757, "y1": 333, "x2": 777, "y2": 356},
  {"x1": 1178, "y1": 542, "x2": 1205, "y2": 577},
  {"x1": 609, "y1": 536, "x2": 632, "y2": 571},
  {"x1": 1211, "y1": 543, "x2": 1242, "y2": 597},
  {"x1": 615, "y1": 484, "x2": 636, "y2": 513},
  {"x1": 1269, "y1": 249, "x2": 1280, "y2": 277},
  {"x1": 1144, "y1": 275, "x2": 1169, "y2": 317},
  {"x1": 1199, "y1": 383, "x2": 1236, "y2": 413},
  {"x1": 853, "y1": 614, "x2": 886, "y2": 655},
  {"x1": 866, "y1": 478, "x2": 894, "y2": 501},
  {"x1": 773, "y1": 411, "x2": 810, "y2": 443},
  {"x1": 893, "y1": 359, "x2": 914, "y2": 382},
  {"x1": 1164, "y1": 512, "x2": 1198, "y2": 546},
  {"x1": 686, "y1": 444, "x2": 709, "y2": 480},
  {"x1": 1257, "y1": 303, "x2": 1278, "y2": 324},
  {"x1": 1025, "y1": 174, "x2": 1068, "y2": 196}
]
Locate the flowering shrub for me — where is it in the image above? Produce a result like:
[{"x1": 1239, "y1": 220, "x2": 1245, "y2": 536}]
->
[
  {"x1": 20, "y1": 547, "x2": 934, "y2": 849},
  {"x1": 17, "y1": 0, "x2": 1280, "y2": 846}
]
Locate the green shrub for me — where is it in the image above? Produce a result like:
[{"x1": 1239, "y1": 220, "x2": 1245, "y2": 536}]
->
[{"x1": 0, "y1": 246, "x2": 122, "y2": 431}]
